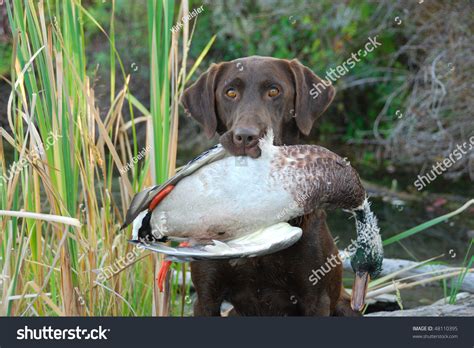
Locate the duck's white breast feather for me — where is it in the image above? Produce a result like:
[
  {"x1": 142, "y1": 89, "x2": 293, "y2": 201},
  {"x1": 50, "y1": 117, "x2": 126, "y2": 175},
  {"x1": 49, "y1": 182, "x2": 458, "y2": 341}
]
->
[{"x1": 150, "y1": 135, "x2": 303, "y2": 241}]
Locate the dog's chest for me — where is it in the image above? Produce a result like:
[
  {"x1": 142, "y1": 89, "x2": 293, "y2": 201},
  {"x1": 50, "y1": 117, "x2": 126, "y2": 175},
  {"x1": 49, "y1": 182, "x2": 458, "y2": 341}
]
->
[
  {"x1": 227, "y1": 266, "x2": 302, "y2": 315},
  {"x1": 229, "y1": 254, "x2": 292, "y2": 287}
]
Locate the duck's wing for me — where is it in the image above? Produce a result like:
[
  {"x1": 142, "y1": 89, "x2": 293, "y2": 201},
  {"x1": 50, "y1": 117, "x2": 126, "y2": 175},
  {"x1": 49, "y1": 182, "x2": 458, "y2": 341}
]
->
[
  {"x1": 121, "y1": 144, "x2": 227, "y2": 229},
  {"x1": 128, "y1": 222, "x2": 302, "y2": 261},
  {"x1": 316, "y1": 155, "x2": 367, "y2": 211},
  {"x1": 277, "y1": 144, "x2": 367, "y2": 212}
]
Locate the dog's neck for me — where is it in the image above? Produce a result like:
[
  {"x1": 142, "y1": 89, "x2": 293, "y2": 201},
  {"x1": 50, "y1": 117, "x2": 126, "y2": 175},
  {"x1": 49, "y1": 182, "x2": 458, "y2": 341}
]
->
[{"x1": 279, "y1": 121, "x2": 302, "y2": 146}]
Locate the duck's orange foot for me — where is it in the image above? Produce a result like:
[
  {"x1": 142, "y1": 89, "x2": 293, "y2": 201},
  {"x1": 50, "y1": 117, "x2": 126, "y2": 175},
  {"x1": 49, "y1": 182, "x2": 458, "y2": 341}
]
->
[{"x1": 156, "y1": 241, "x2": 190, "y2": 292}]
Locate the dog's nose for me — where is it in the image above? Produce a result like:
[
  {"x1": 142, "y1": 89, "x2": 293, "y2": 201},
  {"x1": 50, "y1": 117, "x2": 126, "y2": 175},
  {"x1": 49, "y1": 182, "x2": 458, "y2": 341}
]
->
[{"x1": 233, "y1": 127, "x2": 260, "y2": 147}]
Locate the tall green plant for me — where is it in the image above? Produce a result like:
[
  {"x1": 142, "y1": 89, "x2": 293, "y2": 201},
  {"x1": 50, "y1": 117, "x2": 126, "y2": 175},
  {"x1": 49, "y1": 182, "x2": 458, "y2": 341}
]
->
[
  {"x1": 0, "y1": 0, "x2": 213, "y2": 317},
  {"x1": 1, "y1": 0, "x2": 152, "y2": 316},
  {"x1": 4, "y1": 0, "x2": 87, "y2": 316},
  {"x1": 146, "y1": 0, "x2": 216, "y2": 316},
  {"x1": 148, "y1": 0, "x2": 174, "y2": 183}
]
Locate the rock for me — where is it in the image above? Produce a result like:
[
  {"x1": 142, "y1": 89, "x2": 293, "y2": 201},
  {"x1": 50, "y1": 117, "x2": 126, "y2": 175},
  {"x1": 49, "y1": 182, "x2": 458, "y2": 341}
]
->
[
  {"x1": 367, "y1": 294, "x2": 397, "y2": 304},
  {"x1": 367, "y1": 292, "x2": 474, "y2": 316}
]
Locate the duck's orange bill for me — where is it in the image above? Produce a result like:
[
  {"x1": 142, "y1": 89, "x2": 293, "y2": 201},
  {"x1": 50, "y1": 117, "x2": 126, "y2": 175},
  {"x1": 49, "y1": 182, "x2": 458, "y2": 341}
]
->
[
  {"x1": 157, "y1": 241, "x2": 190, "y2": 292},
  {"x1": 149, "y1": 185, "x2": 175, "y2": 211},
  {"x1": 351, "y1": 271, "x2": 370, "y2": 312}
]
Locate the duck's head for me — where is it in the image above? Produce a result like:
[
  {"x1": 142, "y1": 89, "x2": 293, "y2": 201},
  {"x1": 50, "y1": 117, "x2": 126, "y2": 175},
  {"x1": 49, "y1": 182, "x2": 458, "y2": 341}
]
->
[{"x1": 350, "y1": 199, "x2": 384, "y2": 312}]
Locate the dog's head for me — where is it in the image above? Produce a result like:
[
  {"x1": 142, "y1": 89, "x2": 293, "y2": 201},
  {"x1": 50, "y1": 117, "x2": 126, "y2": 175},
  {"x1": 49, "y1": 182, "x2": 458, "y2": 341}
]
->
[{"x1": 181, "y1": 56, "x2": 335, "y2": 158}]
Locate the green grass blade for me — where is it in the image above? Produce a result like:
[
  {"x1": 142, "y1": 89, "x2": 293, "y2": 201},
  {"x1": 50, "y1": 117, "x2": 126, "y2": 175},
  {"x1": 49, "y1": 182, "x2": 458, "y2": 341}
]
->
[{"x1": 383, "y1": 199, "x2": 474, "y2": 246}]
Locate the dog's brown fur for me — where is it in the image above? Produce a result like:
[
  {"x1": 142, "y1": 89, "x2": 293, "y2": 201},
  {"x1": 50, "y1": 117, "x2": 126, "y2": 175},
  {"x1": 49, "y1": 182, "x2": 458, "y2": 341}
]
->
[{"x1": 182, "y1": 56, "x2": 358, "y2": 316}]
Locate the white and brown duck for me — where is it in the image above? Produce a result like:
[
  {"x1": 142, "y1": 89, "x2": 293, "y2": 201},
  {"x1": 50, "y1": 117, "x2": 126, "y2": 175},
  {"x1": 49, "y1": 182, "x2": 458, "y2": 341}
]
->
[{"x1": 122, "y1": 130, "x2": 383, "y2": 308}]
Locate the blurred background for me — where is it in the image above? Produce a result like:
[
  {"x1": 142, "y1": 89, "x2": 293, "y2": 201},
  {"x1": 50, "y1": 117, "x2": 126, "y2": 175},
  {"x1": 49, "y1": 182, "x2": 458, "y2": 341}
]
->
[{"x1": 0, "y1": 0, "x2": 472, "y2": 316}]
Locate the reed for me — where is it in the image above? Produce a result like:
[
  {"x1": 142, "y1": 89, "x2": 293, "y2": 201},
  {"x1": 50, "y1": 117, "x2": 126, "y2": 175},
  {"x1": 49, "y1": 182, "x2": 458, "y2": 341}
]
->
[{"x1": 0, "y1": 0, "x2": 213, "y2": 316}]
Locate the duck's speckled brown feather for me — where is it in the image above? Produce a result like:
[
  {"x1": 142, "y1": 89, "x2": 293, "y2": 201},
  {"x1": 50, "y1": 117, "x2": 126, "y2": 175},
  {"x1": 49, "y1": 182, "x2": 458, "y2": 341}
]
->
[{"x1": 270, "y1": 144, "x2": 366, "y2": 213}]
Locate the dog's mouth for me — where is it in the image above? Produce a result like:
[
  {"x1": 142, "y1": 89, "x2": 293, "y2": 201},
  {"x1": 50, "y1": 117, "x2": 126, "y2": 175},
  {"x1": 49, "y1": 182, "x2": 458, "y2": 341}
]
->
[{"x1": 219, "y1": 131, "x2": 263, "y2": 159}]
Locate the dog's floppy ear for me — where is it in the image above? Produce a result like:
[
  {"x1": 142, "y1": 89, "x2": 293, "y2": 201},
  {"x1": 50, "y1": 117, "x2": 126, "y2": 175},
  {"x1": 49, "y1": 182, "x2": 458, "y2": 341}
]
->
[
  {"x1": 288, "y1": 59, "x2": 335, "y2": 136},
  {"x1": 181, "y1": 63, "x2": 223, "y2": 138}
]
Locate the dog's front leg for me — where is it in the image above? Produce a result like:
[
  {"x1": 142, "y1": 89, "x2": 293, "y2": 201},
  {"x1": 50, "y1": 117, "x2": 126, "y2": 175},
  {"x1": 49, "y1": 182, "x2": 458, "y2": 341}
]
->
[
  {"x1": 293, "y1": 210, "x2": 344, "y2": 316},
  {"x1": 193, "y1": 297, "x2": 222, "y2": 316},
  {"x1": 301, "y1": 291, "x2": 332, "y2": 316},
  {"x1": 190, "y1": 261, "x2": 225, "y2": 316}
]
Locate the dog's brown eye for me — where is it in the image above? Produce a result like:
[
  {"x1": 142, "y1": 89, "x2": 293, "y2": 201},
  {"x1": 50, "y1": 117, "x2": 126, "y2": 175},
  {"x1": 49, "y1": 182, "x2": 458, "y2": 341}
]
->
[
  {"x1": 226, "y1": 88, "x2": 237, "y2": 98},
  {"x1": 268, "y1": 87, "x2": 280, "y2": 97}
]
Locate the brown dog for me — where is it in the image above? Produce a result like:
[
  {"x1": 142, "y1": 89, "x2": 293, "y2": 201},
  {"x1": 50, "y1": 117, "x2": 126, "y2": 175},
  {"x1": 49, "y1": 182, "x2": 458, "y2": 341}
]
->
[{"x1": 181, "y1": 56, "x2": 358, "y2": 316}]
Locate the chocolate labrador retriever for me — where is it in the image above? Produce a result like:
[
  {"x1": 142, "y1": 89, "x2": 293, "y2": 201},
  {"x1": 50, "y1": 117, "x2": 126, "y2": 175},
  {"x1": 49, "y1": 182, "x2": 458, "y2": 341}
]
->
[{"x1": 181, "y1": 56, "x2": 357, "y2": 316}]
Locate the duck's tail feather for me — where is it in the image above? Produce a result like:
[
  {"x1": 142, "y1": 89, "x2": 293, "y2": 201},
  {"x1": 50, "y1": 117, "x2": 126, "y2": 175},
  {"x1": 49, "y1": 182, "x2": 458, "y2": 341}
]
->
[
  {"x1": 131, "y1": 209, "x2": 167, "y2": 240},
  {"x1": 128, "y1": 222, "x2": 302, "y2": 261},
  {"x1": 131, "y1": 210, "x2": 152, "y2": 241}
]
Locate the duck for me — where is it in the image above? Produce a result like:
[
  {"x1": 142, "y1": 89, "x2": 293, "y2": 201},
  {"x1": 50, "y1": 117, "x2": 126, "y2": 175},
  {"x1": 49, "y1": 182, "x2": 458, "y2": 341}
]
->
[{"x1": 121, "y1": 130, "x2": 383, "y2": 309}]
